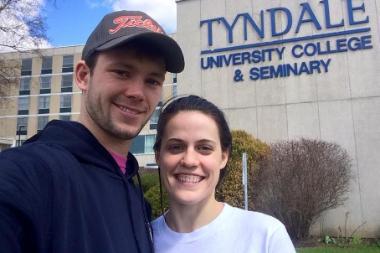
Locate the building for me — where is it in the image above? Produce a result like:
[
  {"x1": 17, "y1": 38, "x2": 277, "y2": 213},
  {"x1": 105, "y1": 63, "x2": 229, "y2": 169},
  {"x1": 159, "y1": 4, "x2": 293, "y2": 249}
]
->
[
  {"x1": 175, "y1": 0, "x2": 380, "y2": 237},
  {"x1": 0, "y1": 0, "x2": 379, "y2": 237},
  {"x1": 0, "y1": 45, "x2": 178, "y2": 168}
]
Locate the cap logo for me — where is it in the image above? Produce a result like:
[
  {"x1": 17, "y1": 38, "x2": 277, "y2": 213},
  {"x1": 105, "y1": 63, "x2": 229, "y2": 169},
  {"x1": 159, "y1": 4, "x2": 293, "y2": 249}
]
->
[{"x1": 109, "y1": 15, "x2": 164, "y2": 34}]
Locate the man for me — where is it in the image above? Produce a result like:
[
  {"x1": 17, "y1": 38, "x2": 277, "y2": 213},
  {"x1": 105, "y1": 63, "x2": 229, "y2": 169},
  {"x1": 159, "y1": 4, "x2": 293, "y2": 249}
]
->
[{"x1": 0, "y1": 10, "x2": 184, "y2": 253}]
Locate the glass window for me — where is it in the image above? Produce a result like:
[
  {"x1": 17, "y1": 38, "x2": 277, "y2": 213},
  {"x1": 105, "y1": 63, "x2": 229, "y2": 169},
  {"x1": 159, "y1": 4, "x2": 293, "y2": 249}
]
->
[
  {"x1": 130, "y1": 134, "x2": 156, "y2": 154},
  {"x1": 60, "y1": 94, "x2": 72, "y2": 108},
  {"x1": 38, "y1": 95, "x2": 50, "y2": 109},
  {"x1": 19, "y1": 77, "x2": 31, "y2": 91},
  {"x1": 41, "y1": 56, "x2": 52, "y2": 74},
  {"x1": 59, "y1": 114, "x2": 71, "y2": 121},
  {"x1": 21, "y1": 58, "x2": 32, "y2": 76},
  {"x1": 172, "y1": 84, "x2": 178, "y2": 97},
  {"x1": 40, "y1": 75, "x2": 51, "y2": 90},
  {"x1": 131, "y1": 135, "x2": 145, "y2": 154},
  {"x1": 62, "y1": 55, "x2": 74, "y2": 72},
  {"x1": 16, "y1": 117, "x2": 28, "y2": 134},
  {"x1": 18, "y1": 97, "x2": 29, "y2": 111},
  {"x1": 145, "y1": 135, "x2": 156, "y2": 153},
  {"x1": 150, "y1": 107, "x2": 160, "y2": 129},
  {"x1": 61, "y1": 74, "x2": 73, "y2": 88},
  {"x1": 37, "y1": 116, "x2": 49, "y2": 131}
]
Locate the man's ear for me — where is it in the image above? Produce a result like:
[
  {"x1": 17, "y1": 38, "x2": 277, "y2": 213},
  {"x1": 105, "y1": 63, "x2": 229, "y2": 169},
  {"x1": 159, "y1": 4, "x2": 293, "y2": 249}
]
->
[{"x1": 75, "y1": 60, "x2": 90, "y2": 92}]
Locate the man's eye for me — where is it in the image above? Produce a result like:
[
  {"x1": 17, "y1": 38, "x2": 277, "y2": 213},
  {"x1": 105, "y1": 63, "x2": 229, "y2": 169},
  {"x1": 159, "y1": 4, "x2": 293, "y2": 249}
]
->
[
  {"x1": 113, "y1": 70, "x2": 130, "y2": 78},
  {"x1": 146, "y1": 78, "x2": 162, "y2": 86}
]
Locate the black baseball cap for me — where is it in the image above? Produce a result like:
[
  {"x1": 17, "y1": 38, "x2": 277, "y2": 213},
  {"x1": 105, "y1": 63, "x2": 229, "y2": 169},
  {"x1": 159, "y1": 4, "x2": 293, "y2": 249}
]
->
[{"x1": 82, "y1": 10, "x2": 184, "y2": 73}]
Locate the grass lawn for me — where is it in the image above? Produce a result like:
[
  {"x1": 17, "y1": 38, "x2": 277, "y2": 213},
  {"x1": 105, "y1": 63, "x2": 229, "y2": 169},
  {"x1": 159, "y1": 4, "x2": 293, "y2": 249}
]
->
[{"x1": 297, "y1": 246, "x2": 380, "y2": 253}]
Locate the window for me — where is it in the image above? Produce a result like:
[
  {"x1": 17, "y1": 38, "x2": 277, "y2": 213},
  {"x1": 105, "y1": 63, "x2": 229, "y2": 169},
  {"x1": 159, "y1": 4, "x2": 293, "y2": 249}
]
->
[
  {"x1": 19, "y1": 77, "x2": 31, "y2": 95},
  {"x1": 37, "y1": 116, "x2": 49, "y2": 131},
  {"x1": 16, "y1": 117, "x2": 28, "y2": 135},
  {"x1": 18, "y1": 96, "x2": 29, "y2": 114},
  {"x1": 60, "y1": 94, "x2": 72, "y2": 112},
  {"x1": 41, "y1": 56, "x2": 52, "y2": 74},
  {"x1": 38, "y1": 95, "x2": 50, "y2": 113},
  {"x1": 61, "y1": 74, "x2": 73, "y2": 92},
  {"x1": 40, "y1": 75, "x2": 51, "y2": 93},
  {"x1": 150, "y1": 107, "x2": 160, "y2": 129},
  {"x1": 145, "y1": 135, "x2": 155, "y2": 153},
  {"x1": 21, "y1": 58, "x2": 32, "y2": 76},
  {"x1": 130, "y1": 134, "x2": 156, "y2": 154},
  {"x1": 62, "y1": 55, "x2": 74, "y2": 73},
  {"x1": 59, "y1": 114, "x2": 71, "y2": 121},
  {"x1": 172, "y1": 83, "x2": 178, "y2": 97},
  {"x1": 172, "y1": 74, "x2": 178, "y2": 97}
]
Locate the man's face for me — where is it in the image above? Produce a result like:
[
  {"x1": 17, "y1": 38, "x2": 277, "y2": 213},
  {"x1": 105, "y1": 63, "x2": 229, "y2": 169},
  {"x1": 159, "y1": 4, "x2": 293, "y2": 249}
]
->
[{"x1": 82, "y1": 47, "x2": 166, "y2": 141}]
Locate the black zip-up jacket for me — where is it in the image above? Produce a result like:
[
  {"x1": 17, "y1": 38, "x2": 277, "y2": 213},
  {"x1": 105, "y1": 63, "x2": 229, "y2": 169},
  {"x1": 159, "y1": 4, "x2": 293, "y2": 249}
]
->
[{"x1": 0, "y1": 120, "x2": 153, "y2": 253}]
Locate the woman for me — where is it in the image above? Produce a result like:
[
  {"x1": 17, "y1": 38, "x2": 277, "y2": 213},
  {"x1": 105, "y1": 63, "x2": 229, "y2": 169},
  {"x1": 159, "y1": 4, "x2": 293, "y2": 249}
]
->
[{"x1": 152, "y1": 95, "x2": 295, "y2": 253}]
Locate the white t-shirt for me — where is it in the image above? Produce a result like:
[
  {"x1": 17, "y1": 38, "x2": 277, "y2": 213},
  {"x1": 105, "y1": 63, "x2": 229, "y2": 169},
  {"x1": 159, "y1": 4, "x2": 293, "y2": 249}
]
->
[{"x1": 152, "y1": 203, "x2": 296, "y2": 253}]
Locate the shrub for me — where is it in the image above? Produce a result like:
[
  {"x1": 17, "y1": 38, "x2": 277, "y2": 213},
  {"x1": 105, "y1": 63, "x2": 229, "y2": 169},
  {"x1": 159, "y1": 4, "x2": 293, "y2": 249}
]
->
[
  {"x1": 139, "y1": 172, "x2": 159, "y2": 193},
  {"x1": 145, "y1": 184, "x2": 169, "y2": 219},
  {"x1": 216, "y1": 130, "x2": 270, "y2": 208},
  {"x1": 253, "y1": 138, "x2": 351, "y2": 240}
]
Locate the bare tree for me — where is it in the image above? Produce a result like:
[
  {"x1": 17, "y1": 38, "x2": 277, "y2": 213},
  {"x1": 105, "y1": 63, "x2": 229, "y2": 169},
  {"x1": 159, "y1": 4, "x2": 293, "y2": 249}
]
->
[
  {"x1": 0, "y1": 0, "x2": 50, "y2": 96},
  {"x1": 253, "y1": 138, "x2": 351, "y2": 241},
  {"x1": 0, "y1": 0, "x2": 48, "y2": 51}
]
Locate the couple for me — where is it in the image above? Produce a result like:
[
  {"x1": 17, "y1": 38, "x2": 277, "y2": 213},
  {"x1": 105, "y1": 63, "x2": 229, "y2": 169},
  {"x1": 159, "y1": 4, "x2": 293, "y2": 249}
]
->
[{"x1": 0, "y1": 10, "x2": 295, "y2": 253}]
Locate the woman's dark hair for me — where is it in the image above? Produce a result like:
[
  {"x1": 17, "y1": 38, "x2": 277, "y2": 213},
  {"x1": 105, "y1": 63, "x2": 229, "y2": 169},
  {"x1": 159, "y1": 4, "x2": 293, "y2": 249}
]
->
[{"x1": 154, "y1": 95, "x2": 232, "y2": 184}]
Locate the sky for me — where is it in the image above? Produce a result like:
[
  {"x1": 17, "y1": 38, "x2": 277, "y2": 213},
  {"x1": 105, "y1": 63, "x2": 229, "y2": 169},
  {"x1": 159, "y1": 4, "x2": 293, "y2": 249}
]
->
[
  {"x1": 45, "y1": 0, "x2": 177, "y2": 47},
  {"x1": 0, "y1": 0, "x2": 177, "y2": 51}
]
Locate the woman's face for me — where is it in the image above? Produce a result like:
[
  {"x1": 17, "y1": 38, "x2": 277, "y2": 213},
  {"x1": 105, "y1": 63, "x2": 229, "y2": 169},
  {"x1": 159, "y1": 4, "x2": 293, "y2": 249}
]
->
[{"x1": 156, "y1": 111, "x2": 228, "y2": 207}]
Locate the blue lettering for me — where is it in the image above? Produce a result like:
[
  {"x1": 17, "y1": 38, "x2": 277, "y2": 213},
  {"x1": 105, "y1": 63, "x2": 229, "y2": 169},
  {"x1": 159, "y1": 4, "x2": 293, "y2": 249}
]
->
[
  {"x1": 299, "y1": 62, "x2": 311, "y2": 74},
  {"x1": 347, "y1": 0, "x2": 369, "y2": 25},
  {"x1": 249, "y1": 68, "x2": 260, "y2": 80},
  {"x1": 320, "y1": 59, "x2": 331, "y2": 72},
  {"x1": 336, "y1": 38, "x2": 348, "y2": 52},
  {"x1": 309, "y1": 60, "x2": 322, "y2": 73},
  {"x1": 296, "y1": 3, "x2": 322, "y2": 33},
  {"x1": 361, "y1": 35, "x2": 373, "y2": 50},
  {"x1": 304, "y1": 43, "x2": 317, "y2": 57},
  {"x1": 232, "y1": 53, "x2": 242, "y2": 65},
  {"x1": 267, "y1": 7, "x2": 292, "y2": 36},
  {"x1": 242, "y1": 52, "x2": 252, "y2": 64},
  {"x1": 269, "y1": 65, "x2": 284, "y2": 78},
  {"x1": 242, "y1": 12, "x2": 265, "y2": 40},
  {"x1": 252, "y1": 50, "x2": 262, "y2": 63},
  {"x1": 200, "y1": 18, "x2": 221, "y2": 46},
  {"x1": 320, "y1": 0, "x2": 344, "y2": 28},
  {"x1": 292, "y1": 44, "x2": 304, "y2": 58},
  {"x1": 260, "y1": 66, "x2": 271, "y2": 79}
]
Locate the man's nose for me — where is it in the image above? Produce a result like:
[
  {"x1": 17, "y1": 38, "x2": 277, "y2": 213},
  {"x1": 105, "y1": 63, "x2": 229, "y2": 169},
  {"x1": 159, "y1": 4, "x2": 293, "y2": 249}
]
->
[{"x1": 124, "y1": 77, "x2": 144, "y2": 101}]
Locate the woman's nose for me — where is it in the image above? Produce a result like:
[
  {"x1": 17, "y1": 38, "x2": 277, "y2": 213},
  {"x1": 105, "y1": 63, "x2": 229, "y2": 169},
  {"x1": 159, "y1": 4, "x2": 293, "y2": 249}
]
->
[{"x1": 180, "y1": 149, "x2": 199, "y2": 168}]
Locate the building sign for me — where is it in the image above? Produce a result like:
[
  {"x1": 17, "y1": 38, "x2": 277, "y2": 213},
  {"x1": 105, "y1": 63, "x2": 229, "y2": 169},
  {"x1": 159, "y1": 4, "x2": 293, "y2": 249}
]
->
[{"x1": 199, "y1": 0, "x2": 373, "y2": 82}]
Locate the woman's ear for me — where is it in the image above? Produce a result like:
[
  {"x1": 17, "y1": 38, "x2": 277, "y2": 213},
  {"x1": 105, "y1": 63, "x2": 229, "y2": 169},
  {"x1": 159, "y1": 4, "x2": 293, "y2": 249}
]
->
[
  {"x1": 155, "y1": 151, "x2": 160, "y2": 166},
  {"x1": 75, "y1": 60, "x2": 90, "y2": 92},
  {"x1": 220, "y1": 151, "x2": 229, "y2": 170}
]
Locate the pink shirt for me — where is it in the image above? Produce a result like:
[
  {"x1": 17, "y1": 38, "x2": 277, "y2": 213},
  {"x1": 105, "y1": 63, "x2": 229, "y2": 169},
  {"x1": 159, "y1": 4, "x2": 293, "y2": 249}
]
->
[{"x1": 108, "y1": 149, "x2": 127, "y2": 175}]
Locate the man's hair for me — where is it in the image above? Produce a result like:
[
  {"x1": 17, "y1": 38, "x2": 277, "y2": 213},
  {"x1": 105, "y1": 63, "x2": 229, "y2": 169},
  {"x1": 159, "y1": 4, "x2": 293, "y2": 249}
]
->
[{"x1": 85, "y1": 39, "x2": 166, "y2": 74}]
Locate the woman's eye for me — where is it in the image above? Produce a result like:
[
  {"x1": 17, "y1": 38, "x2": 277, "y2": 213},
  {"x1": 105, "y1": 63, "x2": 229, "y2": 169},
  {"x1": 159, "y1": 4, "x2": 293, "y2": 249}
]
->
[
  {"x1": 167, "y1": 144, "x2": 183, "y2": 153},
  {"x1": 198, "y1": 145, "x2": 213, "y2": 154}
]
